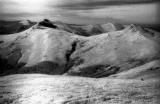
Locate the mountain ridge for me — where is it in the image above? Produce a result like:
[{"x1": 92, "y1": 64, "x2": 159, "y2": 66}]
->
[{"x1": 0, "y1": 19, "x2": 160, "y2": 77}]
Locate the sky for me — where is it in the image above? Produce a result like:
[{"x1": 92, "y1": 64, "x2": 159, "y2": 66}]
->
[{"x1": 0, "y1": 0, "x2": 160, "y2": 25}]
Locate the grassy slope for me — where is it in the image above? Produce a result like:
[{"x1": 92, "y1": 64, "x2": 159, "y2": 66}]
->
[{"x1": 0, "y1": 72, "x2": 159, "y2": 104}]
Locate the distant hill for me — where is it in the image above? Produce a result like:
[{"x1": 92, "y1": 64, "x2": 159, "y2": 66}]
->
[{"x1": 0, "y1": 20, "x2": 36, "y2": 35}]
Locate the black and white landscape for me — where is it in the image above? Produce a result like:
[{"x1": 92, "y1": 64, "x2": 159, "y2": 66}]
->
[{"x1": 0, "y1": 0, "x2": 160, "y2": 104}]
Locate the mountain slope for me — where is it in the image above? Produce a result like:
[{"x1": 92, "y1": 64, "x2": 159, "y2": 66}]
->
[
  {"x1": 0, "y1": 73, "x2": 159, "y2": 104},
  {"x1": 66, "y1": 25, "x2": 160, "y2": 77},
  {"x1": 0, "y1": 21, "x2": 160, "y2": 77}
]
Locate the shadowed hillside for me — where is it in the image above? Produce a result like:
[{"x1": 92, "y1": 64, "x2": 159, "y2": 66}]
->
[{"x1": 0, "y1": 20, "x2": 36, "y2": 35}]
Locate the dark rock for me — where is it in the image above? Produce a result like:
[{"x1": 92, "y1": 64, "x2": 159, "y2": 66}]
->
[{"x1": 38, "y1": 19, "x2": 57, "y2": 28}]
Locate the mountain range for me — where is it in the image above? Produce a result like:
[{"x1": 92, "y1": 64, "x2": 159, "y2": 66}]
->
[{"x1": 0, "y1": 19, "x2": 160, "y2": 104}]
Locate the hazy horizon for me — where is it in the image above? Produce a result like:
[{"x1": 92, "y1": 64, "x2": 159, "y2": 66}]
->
[{"x1": 0, "y1": 0, "x2": 160, "y2": 25}]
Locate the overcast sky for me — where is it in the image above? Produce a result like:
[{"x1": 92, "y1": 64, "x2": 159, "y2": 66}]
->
[{"x1": 0, "y1": 0, "x2": 159, "y2": 24}]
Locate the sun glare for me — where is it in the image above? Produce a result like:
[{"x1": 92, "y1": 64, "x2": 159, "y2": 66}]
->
[{"x1": 12, "y1": 0, "x2": 48, "y2": 13}]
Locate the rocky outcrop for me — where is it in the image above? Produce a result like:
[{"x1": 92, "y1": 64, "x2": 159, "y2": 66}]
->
[{"x1": 38, "y1": 19, "x2": 57, "y2": 28}]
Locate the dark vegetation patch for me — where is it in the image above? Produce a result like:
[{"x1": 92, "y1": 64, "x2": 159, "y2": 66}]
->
[
  {"x1": 127, "y1": 57, "x2": 160, "y2": 70},
  {"x1": 18, "y1": 61, "x2": 65, "y2": 75},
  {"x1": 0, "y1": 46, "x2": 23, "y2": 76},
  {"x1": 64, "y1": 40, "x2": 81, "y2": 74},
  {"x1": 67, "y1": 64, "x2": 120, "y2": 78},
  {"x1": 65, "y1": 41, "x2": 78, "y2": 62},
  {"x1": 0, "y1": 41, "x2": 4, "y2": 44},
  {"x1": 0, "y1": 98, "x2": 15, "y2": 104},
  {"x1": 0, "y1": 58, "x2": 14, "y2": 75}
]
